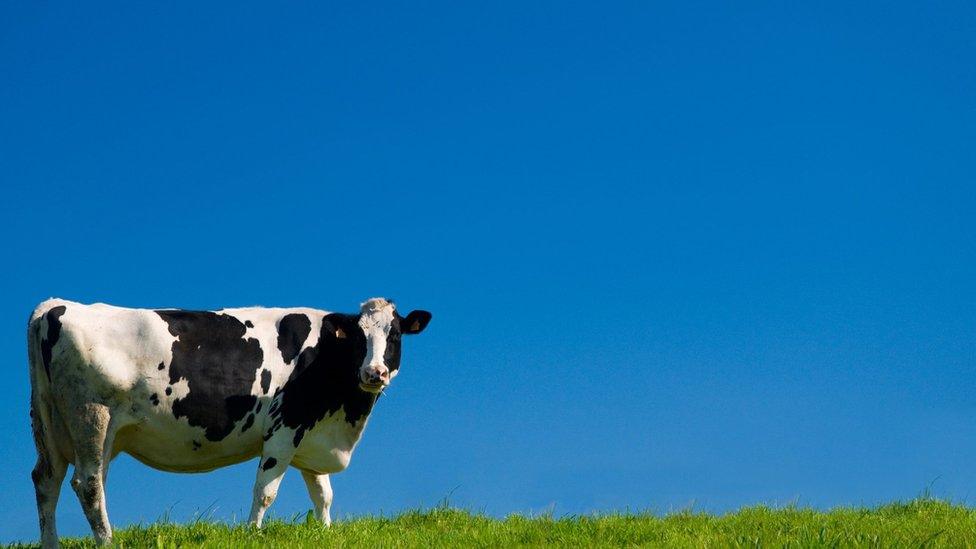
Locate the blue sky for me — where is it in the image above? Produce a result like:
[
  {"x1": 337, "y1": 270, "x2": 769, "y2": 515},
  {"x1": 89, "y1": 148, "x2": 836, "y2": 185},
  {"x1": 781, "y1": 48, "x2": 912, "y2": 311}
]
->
[{"x1": 1, "y1": 1, "x2": 974, "y2": 543}]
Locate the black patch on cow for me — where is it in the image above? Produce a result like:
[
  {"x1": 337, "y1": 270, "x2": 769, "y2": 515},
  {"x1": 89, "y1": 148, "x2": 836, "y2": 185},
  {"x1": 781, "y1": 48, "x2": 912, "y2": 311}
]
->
[
  {"x1": 245, "y1": 320, "x2": 254, "y2": 328},
  {"x1": 241, "y1": 413, "x2": 255, "y2": 433},
  {"x1": 262, "y1": 457, "x2": 277, "y2": 471},
  {"x1": 150, "y1": 393, "x2": 159, "y2": 406},
  {"x1": 158, "y1": 362, "x2": 165, "y2": 370},
  {"x1": 261, "y1": 369, "x2": 272, "y2": 394},
  {"x1": 192, "y1": 440, "x2": 201, "y2": 450},
  {"x1": 254, "y1": 401, "x2": 262, "y2": 414},
  {"x1": 40, "y1": 306, "x2": 67, "y2": 380},
  {"x1": 155, "y1": 310, "x2": 263, "y2": 442},
  {"x1": 269, "y1": 313, "x2": 378, "y2": 432},
  {"x1": 277, "y1": 313, "x2": 311, "y2": 365},
  {"x1": 385, "y1": 317, "x2": 403, "y2": 372},
  {"x1": 165, "y1": 387, "x2": 172, "y2": 396}
]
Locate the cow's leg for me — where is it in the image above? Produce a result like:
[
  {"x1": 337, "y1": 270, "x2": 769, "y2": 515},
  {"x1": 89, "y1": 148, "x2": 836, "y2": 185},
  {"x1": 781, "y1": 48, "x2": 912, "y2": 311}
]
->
[
  {"x1": 32, "y1": 450, "x2": 67, "y2": 549},
  {"x1": 67, "y1": 403, "x2": 113, "y2": 545},
  {"x1": 31, "y1": 406, "x2": 67, "y2": 549},
  {"x1": 249, "y1": 456, "x2": 289, "y2": 527},
  {"x1": 300, "y1": 470, "x2": 334, "y2": 526}
]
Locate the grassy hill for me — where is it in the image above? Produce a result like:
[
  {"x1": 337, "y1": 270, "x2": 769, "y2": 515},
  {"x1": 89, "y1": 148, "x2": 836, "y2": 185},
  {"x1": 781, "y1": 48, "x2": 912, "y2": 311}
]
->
[{"x1": 9, "y1": 499, "x2": 976, "y2": 548}]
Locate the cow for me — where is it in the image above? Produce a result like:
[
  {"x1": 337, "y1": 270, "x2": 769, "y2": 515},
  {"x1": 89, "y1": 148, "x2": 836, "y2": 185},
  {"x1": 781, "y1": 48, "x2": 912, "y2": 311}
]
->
[{"x1": 27, "y1": 297, "x2": 431, "y2": 548}]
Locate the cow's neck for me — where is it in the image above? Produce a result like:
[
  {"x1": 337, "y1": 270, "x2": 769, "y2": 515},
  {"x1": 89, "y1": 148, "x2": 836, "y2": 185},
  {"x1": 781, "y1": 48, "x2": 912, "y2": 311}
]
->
[{"x1": 271, "y1": 369, "x2": 377, "y2": 442}]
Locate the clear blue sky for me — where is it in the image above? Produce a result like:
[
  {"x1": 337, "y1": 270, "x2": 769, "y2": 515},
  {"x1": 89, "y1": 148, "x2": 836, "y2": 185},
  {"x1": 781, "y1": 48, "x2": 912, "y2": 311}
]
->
[{"x1": 1, "y1": 1, "x2": 974, "y2": 543}]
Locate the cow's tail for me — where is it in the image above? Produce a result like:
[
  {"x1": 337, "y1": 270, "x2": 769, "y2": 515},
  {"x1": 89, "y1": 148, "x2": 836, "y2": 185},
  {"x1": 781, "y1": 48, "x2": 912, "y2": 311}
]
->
[
  {"x1": 28, "y1": 300, "x2": 69, "y2": 478},
  {"x1": 29, "y1": 300, "x2": 75, "y2": 548}
]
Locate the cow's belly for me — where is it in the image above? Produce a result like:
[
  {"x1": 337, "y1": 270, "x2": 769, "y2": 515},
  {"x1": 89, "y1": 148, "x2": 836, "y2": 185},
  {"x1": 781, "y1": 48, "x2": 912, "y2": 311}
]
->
[{"x1": 113, "y1": 413, "x2": 264, "y2": 473}]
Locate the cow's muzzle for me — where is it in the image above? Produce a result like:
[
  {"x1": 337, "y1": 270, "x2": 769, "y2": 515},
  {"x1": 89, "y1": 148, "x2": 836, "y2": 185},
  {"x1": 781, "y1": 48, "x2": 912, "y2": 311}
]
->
[{"x1": 359, "y1": 365, "x2": 389, "y2": 393}]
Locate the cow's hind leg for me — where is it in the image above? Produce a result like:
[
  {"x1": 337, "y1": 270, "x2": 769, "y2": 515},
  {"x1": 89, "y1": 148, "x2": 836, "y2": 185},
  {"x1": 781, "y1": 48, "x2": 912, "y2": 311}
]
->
[
  {"x1": 31, "y1": 407, "x2": 67, "y2": 549},
  {"x1": 67, "y1": 403, "x2": 114, "y2": 545},
  {"x1": 300, "y1": 470, "x2": 333, "y2": 526}
]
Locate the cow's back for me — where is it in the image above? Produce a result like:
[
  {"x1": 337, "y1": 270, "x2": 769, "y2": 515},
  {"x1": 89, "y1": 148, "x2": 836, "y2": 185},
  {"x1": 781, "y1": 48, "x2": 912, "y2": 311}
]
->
[{"x1": 34, "y1": 300, "x2": 176, "y2": 392}]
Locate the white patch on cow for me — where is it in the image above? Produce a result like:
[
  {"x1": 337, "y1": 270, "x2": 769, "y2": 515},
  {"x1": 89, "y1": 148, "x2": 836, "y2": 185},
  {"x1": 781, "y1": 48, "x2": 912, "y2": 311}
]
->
[
  {"x1": 59, "y1": 302, "x2": 175, "y2": 392},
  {"x1": 306, "y1": 314, "x2": 324, "y2": 351},
  {"x1": 167, "y1": 378, "x2": 191, "y2": 400},
  {"x1": 357, "y1": 298, "x2": 396, "y2": 385}
]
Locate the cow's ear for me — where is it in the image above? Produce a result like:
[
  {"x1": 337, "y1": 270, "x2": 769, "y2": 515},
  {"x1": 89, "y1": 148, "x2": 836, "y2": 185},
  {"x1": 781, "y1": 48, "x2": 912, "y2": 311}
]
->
[
  {"x1": 321, "y1": 319, "x2": 336, "y2": 340},
  {"x1": 321, "y1": 317, "x2": 347, "y2": 340},
  {"x1": 401, "y1": 310, "x2": 432, "y2": 335}
]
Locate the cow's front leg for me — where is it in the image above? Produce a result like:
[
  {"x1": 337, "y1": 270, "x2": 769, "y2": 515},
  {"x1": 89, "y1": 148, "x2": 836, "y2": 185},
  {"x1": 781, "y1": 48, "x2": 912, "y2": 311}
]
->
[
  {"x1": 248, "y1": 456, "x2": 289, "y2": 527},
  {"x1": 300, "y1": 470, "x2": 334, "y2": 526}
]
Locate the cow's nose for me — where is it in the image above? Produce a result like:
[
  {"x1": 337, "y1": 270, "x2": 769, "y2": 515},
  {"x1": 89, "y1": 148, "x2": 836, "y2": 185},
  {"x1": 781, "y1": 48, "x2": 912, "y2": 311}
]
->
[{"x1": 367, "y1": 366, "x2": 389, "y2": 383}]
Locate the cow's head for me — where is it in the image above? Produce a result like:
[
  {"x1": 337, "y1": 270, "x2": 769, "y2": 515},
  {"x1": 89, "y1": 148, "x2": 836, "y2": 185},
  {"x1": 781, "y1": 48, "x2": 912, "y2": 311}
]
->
[{"x1": 324, "y1": 298, "x2": 431, "y2": 394}]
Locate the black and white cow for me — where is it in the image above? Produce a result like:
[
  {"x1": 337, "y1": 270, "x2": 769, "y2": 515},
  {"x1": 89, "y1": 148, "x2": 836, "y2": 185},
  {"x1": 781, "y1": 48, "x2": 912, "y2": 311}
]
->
[{"x1": 27, "y1": 297, "x2": 431, "y2": 548}]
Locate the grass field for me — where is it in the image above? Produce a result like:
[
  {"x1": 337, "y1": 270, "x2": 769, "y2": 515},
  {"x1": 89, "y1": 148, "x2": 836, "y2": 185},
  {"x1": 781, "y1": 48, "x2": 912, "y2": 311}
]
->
[{"x1": 9, "y1": 498, "x2": 976, "y2": 548}]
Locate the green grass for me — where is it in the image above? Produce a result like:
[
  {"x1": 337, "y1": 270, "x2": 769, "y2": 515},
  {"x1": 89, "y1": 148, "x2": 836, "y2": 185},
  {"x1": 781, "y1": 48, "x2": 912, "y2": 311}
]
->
[{"x1": 10, "y1": 499, "x2": 976, "y2": 548}]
